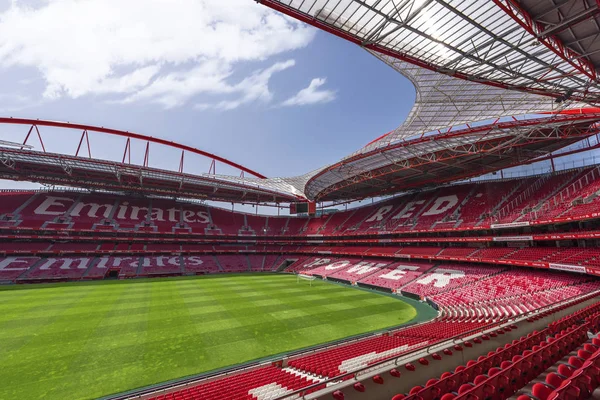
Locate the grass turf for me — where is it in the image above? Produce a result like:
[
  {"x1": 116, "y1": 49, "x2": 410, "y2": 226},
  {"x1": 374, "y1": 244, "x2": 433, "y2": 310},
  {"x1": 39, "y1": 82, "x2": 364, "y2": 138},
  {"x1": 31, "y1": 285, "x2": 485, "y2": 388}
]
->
[{"x1": 0, "y1": 273, "x2": 419, "y2": 399}]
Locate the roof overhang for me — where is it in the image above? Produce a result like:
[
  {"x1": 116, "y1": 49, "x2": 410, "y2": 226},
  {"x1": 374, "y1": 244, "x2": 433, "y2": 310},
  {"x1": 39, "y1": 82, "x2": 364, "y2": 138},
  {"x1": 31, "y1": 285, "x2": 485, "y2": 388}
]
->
[
  {"x1": 498, "y1": 0, "x2": 600, "y2": 80},
  {"x1": 256, "y1": 0, "x2": 600, "y2": 202},
  {"x1": 260, "y1": 0, "x2": 600, "y2": 104},
  {"x1": 0, "y1": 148, "x2": 302, "y2": 203},
  {"x1": 0, "y1": 118, "x2": 307, "y2": 203},
  {"x1": 305, "y1": 113, "x2": 600, "y2": 201}
]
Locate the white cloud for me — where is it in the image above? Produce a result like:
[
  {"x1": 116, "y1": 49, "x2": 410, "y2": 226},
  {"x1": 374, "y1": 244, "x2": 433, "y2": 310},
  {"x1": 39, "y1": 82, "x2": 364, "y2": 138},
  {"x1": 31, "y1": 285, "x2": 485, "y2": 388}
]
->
[
  {"x1": 95, "y1": 66, "x2": 162, "y2": 95},
  {"x1": 0, "y1": 0, "x2": 315, "y2": 107},
  {"x1": 281, "y1": 78, "x2": 336, "y2": 107},
  {"x1": 190, "y1": 59, "x2": 295, "y2": 111},
  {"x1": 120, "y1": 60, "x2": 235, "y2": 108}
]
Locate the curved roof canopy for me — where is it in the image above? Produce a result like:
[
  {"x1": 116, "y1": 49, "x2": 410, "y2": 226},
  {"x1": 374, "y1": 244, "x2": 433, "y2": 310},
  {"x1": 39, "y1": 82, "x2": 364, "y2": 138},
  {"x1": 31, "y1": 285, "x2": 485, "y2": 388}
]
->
[
  {"x1": 0, "y1": 118, "x2": 303, "y2": 204},
  {"x1": 3, "y1": 1, "x2": 600, "y2": 204},
  {"x1": 306, "y1": 113, "x2": 600, "y2": 200},
  {"x1": 0, "y1": 113, "x2": 598, "y2": 203},
  {"x1": 0, "y1": 147, "x2": 301, "y2": 203},
  {"x1": 260, "y1": 0, "x2": 600, "y2": 105},
  {"x1": 257, "y1": 0, "x2": 600, "y2": 201}
]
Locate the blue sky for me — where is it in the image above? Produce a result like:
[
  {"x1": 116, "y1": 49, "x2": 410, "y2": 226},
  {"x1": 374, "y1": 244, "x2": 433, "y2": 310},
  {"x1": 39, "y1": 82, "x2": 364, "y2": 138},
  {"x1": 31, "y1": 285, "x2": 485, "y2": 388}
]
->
[
  {"x1": 0, "y1": 0, "x2": 597, "y2": 216},
  {"x1": 0, "y1": 0, "x2": 414, "y2": 184}
]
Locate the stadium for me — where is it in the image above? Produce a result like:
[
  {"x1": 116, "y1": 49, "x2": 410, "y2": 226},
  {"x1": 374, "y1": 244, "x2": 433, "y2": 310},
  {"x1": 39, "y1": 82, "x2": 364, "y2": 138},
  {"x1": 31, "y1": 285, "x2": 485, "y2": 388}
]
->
[{"x1": 3, "y1": 1, "x2": 600, "y2": 400}]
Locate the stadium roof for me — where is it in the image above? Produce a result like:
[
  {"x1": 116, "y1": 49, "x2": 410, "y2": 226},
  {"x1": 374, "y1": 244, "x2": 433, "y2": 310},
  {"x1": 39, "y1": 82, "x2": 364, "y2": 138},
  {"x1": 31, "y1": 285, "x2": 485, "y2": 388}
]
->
[
  {"x1": 305, "y1": 113, "x2": 600, "y2": 200},
  {"x1": 0, "y1": 118, "x2": 303, "y2": 204},
  {"x1": 2, "y1": 113, "x2": 597, "y2": 204},
  {"x1": 257, "y1": 0, "x2": 600, "y2": 201},
  {"x1": 0, "y1": 146, "x2": 302, "y2": 203},
  {"x1": 3, "y1": 1, "x2": 600, "y2": 204},
  {"x1": 260, "y1": 0, "x2": 600, "y2": 105},
  {"x1": 506, "y1": 0, "x2": 600, "y2": 77}
]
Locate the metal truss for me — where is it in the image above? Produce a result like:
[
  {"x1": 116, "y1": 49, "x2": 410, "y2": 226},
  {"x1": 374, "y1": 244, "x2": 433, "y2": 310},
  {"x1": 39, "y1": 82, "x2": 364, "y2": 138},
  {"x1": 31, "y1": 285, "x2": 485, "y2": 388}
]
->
[
  {"x1": 359, "y1": 51, "x2": 580, "y2": 150},
  {"x1": 495, "y1": 0, "x2": 600, "y2": 84},
  {"x1": 305, "y1": 113, "x2": 600, "y2": 200},
  {"x1": 6, "y1": 117, "x2": 267, "y2": 179},
  {"x1": 0, "y1": 148, "x2": 300, "y2": 203},
  {"x1": 259, "y1": 0, "x2": 600, "y2": 104},
  {"x1": 256, "y1": 0, "x2": 600, "y2": 201},
  {"x1": 1, "y1": 113, "x2": 598, "y2": 203},
  {"x1": 0, "y1": 118, "x2": 304, "y2": 204}
]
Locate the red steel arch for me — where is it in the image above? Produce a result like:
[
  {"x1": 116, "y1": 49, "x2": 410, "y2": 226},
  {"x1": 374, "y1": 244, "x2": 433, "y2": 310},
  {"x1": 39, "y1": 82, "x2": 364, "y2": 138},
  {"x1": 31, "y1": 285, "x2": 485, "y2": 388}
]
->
[{"x1": 0, "y1": 117, "x2": 267, "y2": 179}]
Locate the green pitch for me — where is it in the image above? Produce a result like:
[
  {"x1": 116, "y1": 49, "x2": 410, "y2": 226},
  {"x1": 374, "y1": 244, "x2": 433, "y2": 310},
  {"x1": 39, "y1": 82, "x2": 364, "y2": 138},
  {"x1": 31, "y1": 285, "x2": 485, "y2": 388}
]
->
[{"x1": 0, "y1": 273, "x2": 422, "y2": 400}]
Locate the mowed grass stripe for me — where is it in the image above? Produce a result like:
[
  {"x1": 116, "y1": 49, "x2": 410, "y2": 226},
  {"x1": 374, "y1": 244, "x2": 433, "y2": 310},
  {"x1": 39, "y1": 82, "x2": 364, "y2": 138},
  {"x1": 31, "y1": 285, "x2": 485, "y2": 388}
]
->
[
  {"x1": 0, "y1": 289, "x2": 365, "y2": 325},
  {"x1": 0, "y1": 274, "x2": 418, "y2": 400},
  {"x1": 0, "y1": 292, "x2": 387, "y2": 344},
  {"x1": 0, "y1": 301, "x2": 413, "y2": 365},
  {"x1": 1, "y1": 285, "x2": 407, "y2": 354},
  {"x1": 0, "y1": 284, "x2": 129, "y2": 399}
]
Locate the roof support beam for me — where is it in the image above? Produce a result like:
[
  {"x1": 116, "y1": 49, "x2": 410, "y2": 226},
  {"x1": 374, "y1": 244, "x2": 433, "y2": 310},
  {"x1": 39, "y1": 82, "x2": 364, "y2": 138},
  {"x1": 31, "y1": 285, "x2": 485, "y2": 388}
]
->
[
  {"x1": 494, "y1": 0, "x2": 598, "y2": 82},
  {"x1": 536, "y1": 4, "x2": 600, "y2": 38}
]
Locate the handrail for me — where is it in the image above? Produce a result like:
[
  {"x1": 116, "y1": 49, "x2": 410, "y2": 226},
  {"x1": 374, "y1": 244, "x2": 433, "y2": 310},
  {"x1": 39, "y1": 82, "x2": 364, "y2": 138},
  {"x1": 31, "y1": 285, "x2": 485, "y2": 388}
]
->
[
  {"x1": 4, "y1": 221, "x2": 600, "y2": 247},
  {"x1": 497, "y1": 175, "x2": 546, "y2": 218},
  {"x1": 538, "y1": 165, "x2": 600, "y2": 212},
  {"x1": 0, "y1": 245, "x2": 594, "y2": 278}
]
